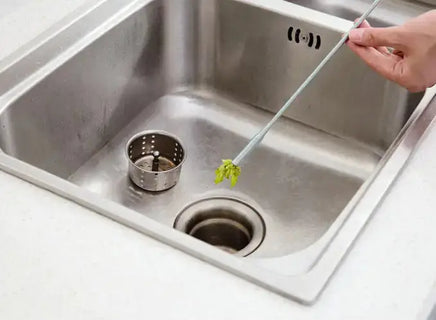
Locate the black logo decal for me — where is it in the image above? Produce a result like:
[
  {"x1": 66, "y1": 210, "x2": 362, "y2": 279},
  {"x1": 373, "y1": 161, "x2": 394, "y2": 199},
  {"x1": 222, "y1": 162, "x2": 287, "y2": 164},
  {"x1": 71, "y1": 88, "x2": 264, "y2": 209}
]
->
[{"x1": 288, "y1": 26, "x2": 321, "y2": 49}]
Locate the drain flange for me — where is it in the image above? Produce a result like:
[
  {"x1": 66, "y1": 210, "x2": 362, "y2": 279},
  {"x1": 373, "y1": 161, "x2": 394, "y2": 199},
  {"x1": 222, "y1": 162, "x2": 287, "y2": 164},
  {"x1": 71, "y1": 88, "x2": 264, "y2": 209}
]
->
[{"x1": 174, "y1": 197, "x2": 265, "y2": 256}]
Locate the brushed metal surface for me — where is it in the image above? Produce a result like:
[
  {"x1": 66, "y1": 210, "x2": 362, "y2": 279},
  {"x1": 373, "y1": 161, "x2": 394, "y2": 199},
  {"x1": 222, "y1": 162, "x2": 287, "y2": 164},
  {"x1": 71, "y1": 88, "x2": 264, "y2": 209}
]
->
[{"x1": 0, "y1": 0, "x2": 434, "y2": 304}]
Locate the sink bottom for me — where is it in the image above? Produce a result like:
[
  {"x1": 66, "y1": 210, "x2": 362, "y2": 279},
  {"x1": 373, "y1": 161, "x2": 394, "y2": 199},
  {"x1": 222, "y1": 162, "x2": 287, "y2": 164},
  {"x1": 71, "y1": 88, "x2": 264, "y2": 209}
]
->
[{"x1": 69, "y1": 88, "x2": 372, "y2": 258}]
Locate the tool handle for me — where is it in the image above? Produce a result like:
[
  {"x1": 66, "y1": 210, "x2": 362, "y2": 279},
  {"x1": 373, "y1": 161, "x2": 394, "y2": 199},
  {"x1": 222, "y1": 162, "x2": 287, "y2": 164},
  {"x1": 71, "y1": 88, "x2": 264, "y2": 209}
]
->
[{"x1": 233, "y1": 0, "x2": 383, "y2": 166}]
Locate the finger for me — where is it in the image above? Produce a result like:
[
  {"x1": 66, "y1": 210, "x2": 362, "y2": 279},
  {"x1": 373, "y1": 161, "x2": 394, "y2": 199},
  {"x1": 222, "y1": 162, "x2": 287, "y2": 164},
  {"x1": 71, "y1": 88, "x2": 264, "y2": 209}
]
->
[
  {"x1": 347, "y1": 41, "x2": 404, "y2": 83},
  {"x1": 358, "y1": 19, "x2": 371, "y2": 29},
  {"x1": 348, "y1": 26, "x2": 407, "y2": 50},
  {"x1": 399, "y1": 64, "x2": 433, "y2": 92},
  {"x1": 351, "y1": 19, "x2": 390, "y2": 55},
  {"x1": 407, "y1": 85, "x2": 427, "y2": 93},
  {"x1": 393, "y1": 49, "x2": 404, "y2": 58},
  {"x1": 345, "y1": 19, "x2": 370, "y2": 39},
  {"x1": 348, "y1": 40, "x2": 428, "y2": 92}
]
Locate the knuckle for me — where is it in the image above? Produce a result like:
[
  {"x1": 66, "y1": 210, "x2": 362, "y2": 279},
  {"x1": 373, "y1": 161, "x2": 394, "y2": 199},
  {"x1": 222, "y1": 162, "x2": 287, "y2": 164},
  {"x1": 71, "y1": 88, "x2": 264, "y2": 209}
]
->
[
  {"x1": 402, "y1": 75, "x2": 427, "y2": 93},
  {"x1": 390, "y1": 62, "x2": 406, "y2": 83},
  {"x1": 391, "y1": 62, "x2": 429, "y2": 92},
  {"x1": 386, "y1": 26, "x2": 404, "y2": 48},
  {"x1": 365, "y1": 31, "x2": 376, "y2": 44},
  {"x1": 389, "y1": 29, "x2": 403, "y2": 45},
  {"x1": 406, "y1": 86, "x2": 424, "y2": 93}
]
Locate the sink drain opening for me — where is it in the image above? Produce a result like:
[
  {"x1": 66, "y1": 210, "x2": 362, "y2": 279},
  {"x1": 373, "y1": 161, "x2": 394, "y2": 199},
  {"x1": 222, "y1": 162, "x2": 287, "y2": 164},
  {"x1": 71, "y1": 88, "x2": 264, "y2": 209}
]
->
[
  {"x1": 174, "y1": 198, "x2": 265, "y2": 256},
  {"x1": 187, "y1": 214, "x2": 252, "y2": 254}
]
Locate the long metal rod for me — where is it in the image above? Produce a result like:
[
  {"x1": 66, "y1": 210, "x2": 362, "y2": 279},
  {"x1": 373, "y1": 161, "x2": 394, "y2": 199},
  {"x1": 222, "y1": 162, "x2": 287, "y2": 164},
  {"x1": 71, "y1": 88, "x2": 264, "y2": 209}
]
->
[{"x1": 232, "y1": 0, "x2": 383, "y2": 166}]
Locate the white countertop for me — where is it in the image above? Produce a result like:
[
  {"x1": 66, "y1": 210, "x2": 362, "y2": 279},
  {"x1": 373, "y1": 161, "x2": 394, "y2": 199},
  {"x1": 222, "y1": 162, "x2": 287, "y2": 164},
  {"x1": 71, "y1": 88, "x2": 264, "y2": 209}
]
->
[{"x1": 1, "y1": 1, "x2": 436, "y2": 319}]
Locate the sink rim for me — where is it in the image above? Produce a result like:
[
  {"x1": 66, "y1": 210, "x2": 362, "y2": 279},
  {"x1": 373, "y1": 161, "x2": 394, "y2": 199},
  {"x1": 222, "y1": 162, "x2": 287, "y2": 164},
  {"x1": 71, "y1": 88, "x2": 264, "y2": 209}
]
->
[{"x1": 0, "y1": 0, "x2": 435, "y2": 304}]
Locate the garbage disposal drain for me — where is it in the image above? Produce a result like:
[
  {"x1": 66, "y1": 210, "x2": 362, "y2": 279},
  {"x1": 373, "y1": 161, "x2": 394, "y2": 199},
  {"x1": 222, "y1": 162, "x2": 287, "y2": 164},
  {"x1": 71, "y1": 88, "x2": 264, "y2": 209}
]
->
[{"x1": 174, "y1": 198, "x2": 265, "y2": 257}]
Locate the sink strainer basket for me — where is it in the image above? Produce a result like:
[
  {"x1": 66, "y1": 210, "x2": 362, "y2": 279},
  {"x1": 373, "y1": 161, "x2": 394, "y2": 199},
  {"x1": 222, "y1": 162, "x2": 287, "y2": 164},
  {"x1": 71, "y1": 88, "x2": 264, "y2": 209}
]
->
[{"x1": 126, "y1": 130, "x2": 186, "y2": 191}]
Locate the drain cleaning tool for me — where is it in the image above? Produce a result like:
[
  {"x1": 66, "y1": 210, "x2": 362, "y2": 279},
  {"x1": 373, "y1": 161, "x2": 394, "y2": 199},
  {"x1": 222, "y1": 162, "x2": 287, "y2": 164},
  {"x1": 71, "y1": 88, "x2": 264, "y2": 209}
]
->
[{"x1": 215, "y1": 0, "x2": 383, "y2": 187}]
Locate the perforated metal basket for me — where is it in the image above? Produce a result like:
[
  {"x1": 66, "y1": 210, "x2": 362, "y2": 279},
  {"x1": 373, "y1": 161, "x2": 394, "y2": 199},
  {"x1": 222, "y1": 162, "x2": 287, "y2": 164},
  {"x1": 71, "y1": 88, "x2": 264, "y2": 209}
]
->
[{"x1": 126, "y1": 130, "x2": 186, "y2": 191}]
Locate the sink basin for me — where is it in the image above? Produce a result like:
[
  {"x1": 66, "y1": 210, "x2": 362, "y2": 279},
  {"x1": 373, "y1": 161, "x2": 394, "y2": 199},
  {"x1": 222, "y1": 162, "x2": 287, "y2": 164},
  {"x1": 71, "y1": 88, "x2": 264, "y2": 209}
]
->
[{"x1": 0, "y1": 0, "x2": 435, "y2": 303}]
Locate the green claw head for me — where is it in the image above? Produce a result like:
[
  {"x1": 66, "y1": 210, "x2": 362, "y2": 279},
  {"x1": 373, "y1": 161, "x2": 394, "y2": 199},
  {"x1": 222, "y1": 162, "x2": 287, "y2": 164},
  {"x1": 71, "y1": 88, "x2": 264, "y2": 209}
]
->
[{"x1": 214, "y1": 159, "x2": 241, "y2": 188}]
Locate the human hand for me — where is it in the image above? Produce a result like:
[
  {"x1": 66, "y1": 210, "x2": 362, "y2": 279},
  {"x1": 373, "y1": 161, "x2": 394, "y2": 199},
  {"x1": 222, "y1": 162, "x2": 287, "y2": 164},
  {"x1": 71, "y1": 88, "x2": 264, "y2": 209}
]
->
[{"x1": 346, "y1": 10, "x2": 436, "y2": 92}]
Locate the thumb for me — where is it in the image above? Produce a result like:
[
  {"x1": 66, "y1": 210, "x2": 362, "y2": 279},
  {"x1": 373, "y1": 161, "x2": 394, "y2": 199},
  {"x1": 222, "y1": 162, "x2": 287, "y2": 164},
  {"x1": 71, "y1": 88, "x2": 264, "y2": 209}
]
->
[{"x1": 349, "y1": 26, "x2": 406, "y2": 50}]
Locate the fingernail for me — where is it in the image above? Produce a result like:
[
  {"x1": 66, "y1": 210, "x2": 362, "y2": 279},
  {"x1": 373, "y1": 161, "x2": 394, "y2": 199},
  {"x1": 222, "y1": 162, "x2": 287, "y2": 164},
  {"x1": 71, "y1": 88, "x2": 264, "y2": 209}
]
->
[{"x1": 349, "y1": 29, "x2": 364, "y2": 42}]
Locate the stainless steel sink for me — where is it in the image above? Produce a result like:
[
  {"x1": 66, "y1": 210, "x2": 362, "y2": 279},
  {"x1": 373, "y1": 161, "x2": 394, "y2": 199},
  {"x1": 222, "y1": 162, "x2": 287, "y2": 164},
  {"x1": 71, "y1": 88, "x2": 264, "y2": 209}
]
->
[{"x1": 0, "y1": 0, "x2": 435, "y2": 304}]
